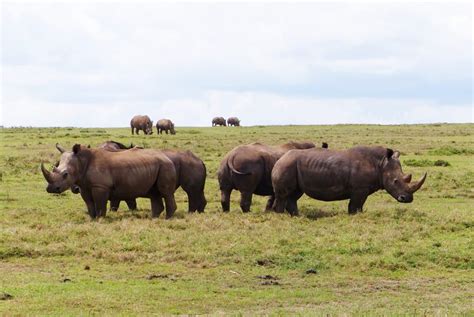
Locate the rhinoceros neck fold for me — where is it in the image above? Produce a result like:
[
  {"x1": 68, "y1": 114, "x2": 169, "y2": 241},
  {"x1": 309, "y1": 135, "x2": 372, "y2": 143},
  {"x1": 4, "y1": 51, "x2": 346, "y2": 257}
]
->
[{"x1": 76, "y1": 151, "x2": 92, "y2": 186}]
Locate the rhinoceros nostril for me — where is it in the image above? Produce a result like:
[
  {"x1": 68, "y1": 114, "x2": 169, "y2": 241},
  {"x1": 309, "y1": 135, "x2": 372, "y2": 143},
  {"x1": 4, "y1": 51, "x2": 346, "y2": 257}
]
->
[{"x1": 398, "y1": 195, "x2": 406, "y2": 202}]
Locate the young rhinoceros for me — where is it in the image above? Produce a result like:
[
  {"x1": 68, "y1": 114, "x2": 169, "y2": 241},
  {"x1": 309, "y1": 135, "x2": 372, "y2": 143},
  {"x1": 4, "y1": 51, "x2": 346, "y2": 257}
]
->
[
  {"x1": 99, "y1": 141, "x2": 207, "y2": 213},
  {"x1": 272, "y1": 146, "x2": 427, "y2": 216}
]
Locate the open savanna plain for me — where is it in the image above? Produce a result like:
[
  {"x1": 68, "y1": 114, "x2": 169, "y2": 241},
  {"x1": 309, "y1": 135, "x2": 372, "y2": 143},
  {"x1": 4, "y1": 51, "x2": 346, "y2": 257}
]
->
[{"x1": 0, "y1": 124, "x2": 473, "y2": 315}]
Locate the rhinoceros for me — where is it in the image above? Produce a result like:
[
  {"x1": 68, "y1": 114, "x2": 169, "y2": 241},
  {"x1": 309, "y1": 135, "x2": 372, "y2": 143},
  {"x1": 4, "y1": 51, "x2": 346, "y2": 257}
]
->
[
  {"x1": 212, "y1": 117, "x2": 226, "y2": 127},
  {"x1": 271, "y1": 146, "x2": 427, "y2": 216},
  {"x1": 98, "y1": 141, "x2": 207, "y2": 213},
  {"x1": 99, "y1": 140, "x2": 134, "y2": 150},
  {"x1": 41, "y1": 144, "x2": 177, "y2": 219},
  {"x1": 217, "y1": 141, "x2": 320, "y2": 213},
  {"x1": 156, "y1": 119, "x2": 176, "y2": 135},
  {"x1": 227, "y1": 117, "x2": 240, "y2": 127},
  {"x1": 130, "y1": 115, "x2": 153, "y2": 135}
]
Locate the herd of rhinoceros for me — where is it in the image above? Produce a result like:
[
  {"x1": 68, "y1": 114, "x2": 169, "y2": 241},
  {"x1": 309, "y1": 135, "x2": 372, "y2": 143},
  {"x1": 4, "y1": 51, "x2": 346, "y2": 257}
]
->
[
  {"x1": 41, "y1": 127, "x2": 427, "y2": 219},
  {"x1": 130, "y1": 115, "x2": 241, "y2": 136}
]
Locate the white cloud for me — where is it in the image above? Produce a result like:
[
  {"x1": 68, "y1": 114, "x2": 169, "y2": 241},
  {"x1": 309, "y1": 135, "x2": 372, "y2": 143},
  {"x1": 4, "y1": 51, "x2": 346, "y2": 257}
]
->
[{"x1": 1, "y1": 3, "x2": 472, "y2": 126}]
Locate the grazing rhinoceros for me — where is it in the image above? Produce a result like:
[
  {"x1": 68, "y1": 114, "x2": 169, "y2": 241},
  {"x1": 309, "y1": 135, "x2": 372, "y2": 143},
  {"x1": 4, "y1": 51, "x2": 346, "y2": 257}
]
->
[
  {"x1": 227, "y1": 117, "x2": 240, "y2": 127},
  {"x1": 156, "y1": 119, "x2": 176, "y2": 135},
  {"x1": 217, "y1": 141, "x2": 320, "y2": 213},
  {"x1": 41, "y1": 144, "x2": 177, "y2": 219},
  {"x1": 272, "y1": 146, "x2": 427, "y2": 216},
  {"x1": 98, "y1": 141, "x2": 207, "y2": 213},
  {"x1": 212, "y1": 117, "x2": 227, "y2": 127},
  {"x1": 130, "y1": 115, "x2": 153, "y2": 135},
  {"x1": 99, "y1": 140, "x2": 134, "y2": 150}
]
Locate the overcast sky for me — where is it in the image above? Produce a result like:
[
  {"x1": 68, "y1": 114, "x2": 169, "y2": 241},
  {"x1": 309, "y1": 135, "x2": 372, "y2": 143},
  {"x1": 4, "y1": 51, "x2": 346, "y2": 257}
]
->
[{"x1": 1, "y1": 2, "x2": 472, "y2": 127}]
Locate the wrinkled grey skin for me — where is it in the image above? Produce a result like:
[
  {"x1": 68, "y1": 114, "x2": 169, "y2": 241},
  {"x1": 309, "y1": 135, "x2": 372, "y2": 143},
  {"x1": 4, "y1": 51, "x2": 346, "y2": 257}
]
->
[
  {"x1": 156, "y1": 119, "x2": 176, "y2": 135},
  {"x1": 217, "y1": 141, "x2": 320, "y2": 213},
  {"x1": 227, "y1": 117, "x2": 240, "y2": 127},
  {"x1": 272, "y1": 146, "x2": 427, "y2": 216},
  {"x1": 212, "y1": 117, "x2": 227, "y2": 127},
  {"x1": 99, "y1": 141, "x2": 207, "y2": 213},
  {"x1": 130, "y1": 115, "x2": 153, "y2": 135},
  {"x1": 41, "y1": 143, "x2": 177, "y2": 219}
]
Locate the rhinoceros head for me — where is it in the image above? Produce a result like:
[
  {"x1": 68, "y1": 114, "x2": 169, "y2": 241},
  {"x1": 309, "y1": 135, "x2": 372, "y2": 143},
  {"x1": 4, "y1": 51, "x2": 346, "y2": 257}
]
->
[
  {"x1": 146, "y1": 121, "x2": 154, "y2": 135},
  {"x1": 41, "y1": 143, "x2": 82, "y2": 194},
  {"x1": 381, "y1": 149, "x2": 427, "y2": 203}
]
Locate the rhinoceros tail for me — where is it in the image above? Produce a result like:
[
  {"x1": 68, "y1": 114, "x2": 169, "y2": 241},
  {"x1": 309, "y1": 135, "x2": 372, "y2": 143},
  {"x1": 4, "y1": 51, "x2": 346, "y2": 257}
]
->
[{"x1": 228, "y1": 157, "x2": 250, "y2": 175}]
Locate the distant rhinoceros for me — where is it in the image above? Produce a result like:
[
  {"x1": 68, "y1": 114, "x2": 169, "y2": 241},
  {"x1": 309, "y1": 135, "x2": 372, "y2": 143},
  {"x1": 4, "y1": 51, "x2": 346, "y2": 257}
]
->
[
  {"x1": 227, "y1": 117, "x2": 240, "y2": 127},
  {"x1": 218, "y1": 141, "x2": 320, "y2": 213},
  {"x1": 212, "y1": 117, "x2": 227, "y2": 127},
  {"x1": 98, "y1": 141, "x2": 207, "y2": 213},
  {"x1": 272, "y1": 146, "x2": 427, "y2": 216},
  {"x1": 41, "y1": 144, "x2": 177, "y2": 219},
  {"x1": 130, "y1": 115, "x2": 153, "y2": 135},
  {"x1": 156, "y1": 119, "x2": 176, "y2": 135}
]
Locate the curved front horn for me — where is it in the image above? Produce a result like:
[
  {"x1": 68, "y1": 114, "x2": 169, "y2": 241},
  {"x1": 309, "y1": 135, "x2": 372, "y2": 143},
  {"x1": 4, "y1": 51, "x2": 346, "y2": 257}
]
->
[
  {"x1": 41, "y1": 162, "x2": 53, "y2": 183},
  {"x1": 56, "y1": 143, "x2": 66, "y2": 153},
  {"x1": 409, "y1": 173, "x2": 427, "y2": 193}
]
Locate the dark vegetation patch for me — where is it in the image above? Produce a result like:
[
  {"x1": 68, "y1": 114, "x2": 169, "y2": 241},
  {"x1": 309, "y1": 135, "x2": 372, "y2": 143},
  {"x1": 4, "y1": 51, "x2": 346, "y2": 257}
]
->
[
  {"x1": 0, "y1": 292, "x2": 14, "y2": 300},
  {"x1": 404, "y1": 159, "x2": 451, "y2": 167},
  {"x1": 428, "y1": 146, "x2": 474, "y2": 156}
]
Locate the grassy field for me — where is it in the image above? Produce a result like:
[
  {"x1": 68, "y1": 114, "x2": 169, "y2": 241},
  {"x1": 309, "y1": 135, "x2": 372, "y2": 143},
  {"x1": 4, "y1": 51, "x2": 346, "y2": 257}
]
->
[{"x1": 1, "y1": 124, "x2": 473, "y2": 315}]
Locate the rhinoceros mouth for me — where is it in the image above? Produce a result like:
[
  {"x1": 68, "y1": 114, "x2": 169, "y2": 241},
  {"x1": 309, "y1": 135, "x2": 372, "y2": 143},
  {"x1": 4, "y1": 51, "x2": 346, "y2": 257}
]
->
[
  {"x1": 397, "y1": 195, "x2": 413, "y2": 203},
  {"x1": 46, "y1": 185, "x2": 62, "y2": 194}
]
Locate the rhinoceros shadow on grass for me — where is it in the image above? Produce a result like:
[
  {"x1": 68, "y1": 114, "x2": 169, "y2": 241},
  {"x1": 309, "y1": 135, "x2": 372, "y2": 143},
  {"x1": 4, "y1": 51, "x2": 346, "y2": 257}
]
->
[{"x1": 303, "y1": 209, "x2": 339, "y2": 220}]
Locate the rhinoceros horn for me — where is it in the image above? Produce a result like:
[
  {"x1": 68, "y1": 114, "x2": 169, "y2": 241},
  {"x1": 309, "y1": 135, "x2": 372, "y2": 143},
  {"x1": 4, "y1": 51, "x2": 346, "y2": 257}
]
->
[
  {"x1": 56, "y1": 143, "x2": 66, "y2": 153},
  {"x1": 41, "y1": 162, "x2": 53, "y2": 183},
  {"x1": 403, "y1": 174, "x2": 412, "y2": 183},
  {"x1": 408, "y1": 173, "x2": 427, "y2": 193}
]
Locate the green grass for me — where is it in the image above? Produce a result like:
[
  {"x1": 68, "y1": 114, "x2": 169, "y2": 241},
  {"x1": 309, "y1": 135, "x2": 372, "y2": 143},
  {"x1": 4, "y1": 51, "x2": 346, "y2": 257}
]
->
[{"x1": 1, "y1": 123, "x2": 473, "y2": 315}]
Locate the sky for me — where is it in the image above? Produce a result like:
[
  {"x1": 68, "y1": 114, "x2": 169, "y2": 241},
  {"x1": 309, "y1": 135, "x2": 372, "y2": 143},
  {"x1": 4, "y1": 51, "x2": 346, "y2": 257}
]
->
[{"x1": 1, "y1": 2, "x2": 472, "y2": 127}]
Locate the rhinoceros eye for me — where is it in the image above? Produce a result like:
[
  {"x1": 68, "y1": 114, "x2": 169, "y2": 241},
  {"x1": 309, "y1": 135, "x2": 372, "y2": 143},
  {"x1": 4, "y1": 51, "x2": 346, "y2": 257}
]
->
[
  {"x1": 63, "y1": 172, "x2": 68, "y2": 179},
  {"x1": 393, "y1": 178, "x2": 399, "y2": 184}
]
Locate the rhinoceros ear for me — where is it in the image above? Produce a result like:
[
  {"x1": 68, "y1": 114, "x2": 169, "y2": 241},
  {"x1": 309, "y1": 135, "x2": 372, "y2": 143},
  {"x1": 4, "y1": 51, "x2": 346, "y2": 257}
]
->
[
  {"x1": 72, "y1": 144, "x2": 81, "y2": 154},
  {"x1": 392, "y1": 151, "x2": 400, "y2": 159},
  {"x1": 386, "y1": 148, "x2": 394, "y2": 159}
]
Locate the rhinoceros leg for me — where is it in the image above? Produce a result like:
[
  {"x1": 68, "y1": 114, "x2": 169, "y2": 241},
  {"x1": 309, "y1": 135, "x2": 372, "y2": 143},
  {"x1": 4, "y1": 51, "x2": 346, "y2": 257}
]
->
[
  {"x1": 286, "y1": 199, "x2": 298, "y2": 216},
  {"x1": 110, "y1": 199, "x2": 120, "y2": 211},
  {"x1": 151, "y1": 196, "x2": 164, "y2": 218},
  {"x1": 286, "y1": 191, "x2": 303, "y2": 216},
  {"x1": 240, "y1": 191, "x2": 253, "y2": 213},
  {"x1": 92, "y1": 189, "x2": 109, "y2": 218},
  {"x1": 273, "y1": 195, "x2": 287, "y2": 213},
  {"x1": 126, "y1": 200, "x2": 137, "y2": 211},
  {"x1": 265, "y1": 195, "x2": 275, "y2": 211},
  {"x1": 164, "y1": 195, "x2": 177, "y2": 219},
  {"x1": 80, "y1": 189, "x2": 96, "y2": 218},
  {"x1": 221, "y1": 188, "x2": 231, "y2": 212},
  {"x1": 197, "y1": 192, "x2": 207, "y2": 213},
  {"x1": 348, "y1": 192, "x2": 368, "y2": 214},
  {"x1": 186, "y1": 192, "x2": 198, "y2": 213}
]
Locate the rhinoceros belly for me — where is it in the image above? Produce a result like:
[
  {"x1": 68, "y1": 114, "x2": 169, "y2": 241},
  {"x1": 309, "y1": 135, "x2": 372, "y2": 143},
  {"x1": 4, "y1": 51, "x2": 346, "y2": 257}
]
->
[
  {"x1": 303, "y1": 188, "x2": 351, "y2": 201},
  {"x1": 109, "y1": 173, "x2": 158, "y2": 199}
]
